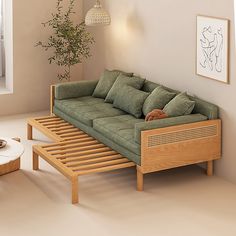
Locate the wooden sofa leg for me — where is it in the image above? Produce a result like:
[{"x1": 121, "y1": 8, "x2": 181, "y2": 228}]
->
[
  {"x1": 27, "y1": 124, "x2": 33, "y2": 140},
  {"x1": 33, "y1": 151, "x2": 39, "y2": 170},
  {"x1": 72, "y1": 176, "x2": 79, "y2": 204},
  {"x1": 207, "y1": 161, "x2": 213, "y2": 176},
  {"x1": 137, "y1": 168, "x2": 144, "y2": 191}
]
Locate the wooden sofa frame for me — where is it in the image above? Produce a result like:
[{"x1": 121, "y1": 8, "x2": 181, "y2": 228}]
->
[{"x1": 50, "y1": 85, "x2": 222, "y2": 191}]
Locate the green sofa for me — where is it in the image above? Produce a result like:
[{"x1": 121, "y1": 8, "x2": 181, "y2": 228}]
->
[{"x1": 52, "y1": 77, "x2": 221, "y2": 190}]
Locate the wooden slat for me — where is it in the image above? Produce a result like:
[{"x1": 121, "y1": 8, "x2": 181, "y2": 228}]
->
[
  {"x1": 45, "y1": 140, "x2": 100, "y2": 152},
  {"x1": 43, "y1": 121, "x2": 65, "y2": 126},
  {"x1": 33, "y1": 146, "x2": 75, "y2": 180},
  {"x1": 38, "y1": 118, "x2": 62, "y2": 124},
  {"x1": 60, "y1": 132, "x2": 87, "y2": 138},
  {"x1": 71, "y1": 158, "x2": 130, "y2": 171},
  {"x1": 55, "y1": 147, "x2": 112, "y2": 159},
  {"x1": 29, "y1": 115, "x2": 136, "y2": 177},
  {"x1": 63, "y1": 134, "x2": 90, "y2": 140},
  {"x1": 28, "y1": 119, "x2": 62, "y2": 142},
  {"x1": 41, "y1": 137, "x2": 95, "y2": 148},
  {"x1": 49, "y1": 124, "x2": 74, "y2": 130},
  {"x1": 76, "y1": 162, "x2": 135, "y2": 176},
  {"x1": 30, "y1": 114, "x2": 137, "y2": 204},
  {"x1": 51, "y1": 126, "x2": 77, "y2": 131},
  {"x1": 55, "y1": 129, "x2": 81, "y2": 135},
  {"x1": 50, "y1": 143, "x2": 105, "y2": 155},
  {"x1": 65, "y1": 154, "x2": 123, "y2": 167},
  {"x1": 34, "y1": 116, "x2": 58, "y2": 121},
  {"x1": 61, "y1": 150, "x2": 118, "y2": 163}
]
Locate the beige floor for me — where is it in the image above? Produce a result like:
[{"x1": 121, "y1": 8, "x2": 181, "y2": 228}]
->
[{"x1": 1, "y1": 111, "x2": 236, "y2": 236}]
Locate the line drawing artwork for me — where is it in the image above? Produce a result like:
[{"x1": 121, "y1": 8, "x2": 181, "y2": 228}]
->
[{"x1": 199, "y1": 26, "x2": 224, "y2": 73}]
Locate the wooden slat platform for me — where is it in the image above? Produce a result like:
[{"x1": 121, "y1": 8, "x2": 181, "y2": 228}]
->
[
  {"x1": 28, "y1": 116, "x2": 136, "y2": 204},
  {"x1": 27, "y1": 116, "x2": 85, "y2": 142}
]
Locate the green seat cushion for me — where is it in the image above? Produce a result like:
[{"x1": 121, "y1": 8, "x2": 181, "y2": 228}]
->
[
  {"x1": 93, "y1": 115, "x2": 144, "y2": 155},
  {"x1": 113, "y1": 86, "x2": 149, "y2": 118},
  {"x1": 92, "y1": 69, "x2": 133, "y2": 99},
  {"x1": 54, "y1": 96, "x2": 126, "y2": 127},
  {"x1": 143, "y1": 86, "x2": 176, "y2": 116},
  {"x1": 105, "y1": 74, "x2": 146, "y2": 103},
  {"x1": 163, "y1": 93, "x2": 196, "y2": 117},
  {"x1": 53, "y1": 107, "x2": 142, "y2": 164}
]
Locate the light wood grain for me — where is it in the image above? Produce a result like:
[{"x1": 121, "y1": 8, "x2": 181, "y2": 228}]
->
[
  {"x1": 76, "y1": 162, "x2": 135, "y2": 176},
  {"x1": 28, "y1": 114, "x2": 222, "y2": 204},
  {"x1": 63, "y1": 134, "x2": 90, "y2": 140},
  {"x1": 71, "y1": 176, "x2": 79, "y2": 204},
  {"x1": 55, "y1": 128, "x2": 80, "y2": 134},
  {"x1": 65, "y1": 154, "x2": 123, "y2": 167},
  {"x1": 42, "y1": 137, "x2": 95, "y2": 148},
  {"x1": 27, "y1": 124, "x2": 33, "y2": 140},
  {"x1": 50, "y1": 143, "x2": 105, "y2": 155},
  {"x1": 71, "y1": 158, "x2": 130, "y2": 171},
  {"x1": 45, "y1": 140, "x2": 100, "y2": 152},
  {"x1": 137, "y1": 167, "x2": 144, "y2": 191},
  {"x1": 33, "y1": 151, "x2": 39, "y2": 170},
  {"x1": 54, "y1": 147, "x2": 112, "y2": 159},
  {"x1": 30, "y1": 115, "x2": 135, "y2": 204},
  {"x1": 61, "y1": 150, "x2": 118, "y2": 163},
  {"x1": 207, "y1": 160, "x2": 213, "y2": 176},
  {"x1": 140, "y1": 119, "x2": 221, "y2": 174}
]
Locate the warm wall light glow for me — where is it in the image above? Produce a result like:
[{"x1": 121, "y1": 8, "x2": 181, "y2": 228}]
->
[
  {"x1": 110, "y1": 6, "x2": 144, "y2": 46},
  {"x1": 111, "y1": 20, "x2": 130, "y2": 42}
]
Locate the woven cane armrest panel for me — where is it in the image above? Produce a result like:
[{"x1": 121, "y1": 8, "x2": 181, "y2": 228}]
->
[{"x1": 148, "y1": 124, "x2": 218, "y2": 148}]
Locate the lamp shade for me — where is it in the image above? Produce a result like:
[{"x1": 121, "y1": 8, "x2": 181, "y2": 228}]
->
[{"x1": 85, "y1": 0, "x2": 111, "y2": 26}]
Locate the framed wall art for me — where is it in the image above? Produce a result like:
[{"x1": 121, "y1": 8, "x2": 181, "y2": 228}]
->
[{"x1": 196, "y1": 15, "x2": 229, "y2": 83}]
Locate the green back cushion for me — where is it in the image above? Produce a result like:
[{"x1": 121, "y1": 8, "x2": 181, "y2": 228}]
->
[
  {"x1": 93, "y1": 69, "x2": 133, "y2": 99},
  {"x1": 142, "y1": 80, "x2": 160, "y2": 93},
  {"x1": 113, "y1": 86, "x2": 150, "y2": 118},
  {"x1": 143, "y1": 86, "x2": 176, "y2": 116},
  {"x1": 163, "y1": 93, "x2": 196, "y2": 117},
  {"x1": 105, "y1": 74, "x2": 146, "y2": 103}
]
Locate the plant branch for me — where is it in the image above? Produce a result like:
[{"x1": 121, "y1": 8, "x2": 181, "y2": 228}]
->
[{"x1": 36, "y1": 0, "x2": 95, "y2": 81}]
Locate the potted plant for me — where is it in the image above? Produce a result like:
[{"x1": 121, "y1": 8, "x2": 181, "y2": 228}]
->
[{"x1": 36, "y1": 0, "x2": 94, "y2": 81}]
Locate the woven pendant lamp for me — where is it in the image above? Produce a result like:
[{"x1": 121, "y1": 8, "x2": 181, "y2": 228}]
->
[{"x1": 85, "y1": 0, "x2": 111, "y2": 26}]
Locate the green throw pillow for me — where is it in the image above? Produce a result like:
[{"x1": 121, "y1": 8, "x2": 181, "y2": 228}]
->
[
  {"x1": 142, "y1": 86, "x2": 176, "y2": 116},
  {"x1": 93, "y1": 69, "x2": 133, "y2": 99},
  {"x1": 113, "y1": 86, "x2": 150, "y2": 118},
  {"x1": 105, "y1": 74, "x2": 146, "y2": 103},
  {"x1": 163, "y1": 92, "x2": 196, "y2": 117}
]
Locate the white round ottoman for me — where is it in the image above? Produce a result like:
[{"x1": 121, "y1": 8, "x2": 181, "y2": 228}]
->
[{"x1": 0, "y1": 138, "x2": 24, "y2": 176}]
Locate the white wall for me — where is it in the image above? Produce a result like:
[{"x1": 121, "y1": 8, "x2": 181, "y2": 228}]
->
[
  {"x1": 0, "y1": 0, "x2": 83, "y2": 116},
  {"x1": 83, "y1": 0, "x2": 236, "y2": 183}
]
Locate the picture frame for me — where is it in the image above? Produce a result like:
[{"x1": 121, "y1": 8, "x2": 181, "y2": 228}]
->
[{"x1": 196, "y1": 15, "x2": 230, "y2": 84}]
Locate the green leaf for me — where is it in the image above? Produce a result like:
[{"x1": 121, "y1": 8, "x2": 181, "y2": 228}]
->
[{"x1": 36, "y1": 0, "x2": 95, "y2": 81}]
